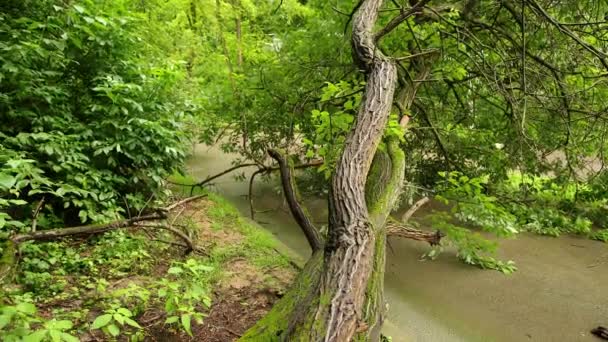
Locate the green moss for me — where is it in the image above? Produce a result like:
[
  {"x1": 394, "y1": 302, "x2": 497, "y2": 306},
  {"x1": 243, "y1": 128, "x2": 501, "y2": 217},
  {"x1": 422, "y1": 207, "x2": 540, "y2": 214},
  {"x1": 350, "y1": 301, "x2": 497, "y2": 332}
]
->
[
  {"x1": 0, "y1": 241, "x2": 16, "y2": 288},
  {"x1": 240, "y1": 252, "x2": 324, "y2": 341},
  {"x1": 369, "y1": 138, "x2": 405, "y2": 223},
  {"x1": 354, "y1": 229, "x2": 387, "y2": 341}
]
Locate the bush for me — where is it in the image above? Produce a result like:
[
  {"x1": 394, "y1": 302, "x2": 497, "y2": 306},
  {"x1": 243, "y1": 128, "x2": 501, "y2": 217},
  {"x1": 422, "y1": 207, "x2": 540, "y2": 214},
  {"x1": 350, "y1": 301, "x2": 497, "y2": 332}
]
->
[{"x1": 0, "y1": 2, "x2": 194, "y2": 233}]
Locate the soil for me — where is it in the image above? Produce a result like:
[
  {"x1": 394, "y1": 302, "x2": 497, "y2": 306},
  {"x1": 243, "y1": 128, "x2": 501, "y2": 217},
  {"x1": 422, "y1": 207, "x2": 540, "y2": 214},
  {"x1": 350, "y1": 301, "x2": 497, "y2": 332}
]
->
[
  {"x1": 143, "y1": 198, "x2": 295, "y2": 342},
  {"x1": 146, "y1": 287, "x2": 281, "y2": 342}
]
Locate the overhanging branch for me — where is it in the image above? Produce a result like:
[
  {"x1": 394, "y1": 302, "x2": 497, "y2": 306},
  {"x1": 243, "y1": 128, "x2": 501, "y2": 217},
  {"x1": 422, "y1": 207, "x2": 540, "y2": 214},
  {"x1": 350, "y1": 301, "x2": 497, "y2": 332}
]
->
[
  {"x1": 267, "y1": 149, "x2": 323, "y2": 252},
  {"x1": 374, "y1": 0, "x2": 431, "y2": 41}
]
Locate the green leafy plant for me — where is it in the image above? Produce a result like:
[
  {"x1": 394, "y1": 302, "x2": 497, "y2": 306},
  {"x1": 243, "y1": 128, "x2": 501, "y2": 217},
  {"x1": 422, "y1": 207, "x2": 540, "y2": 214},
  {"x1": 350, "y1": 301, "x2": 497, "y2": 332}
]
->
[
  {"x1": 0, "y1": 302, "x2": 78, "y2": 342},
  {"x1": 91, "y1": 306, "x2": 142, "y2": 338},
  {"x1": 158, "y1": 259, "x2": 213, "y2": 336}
]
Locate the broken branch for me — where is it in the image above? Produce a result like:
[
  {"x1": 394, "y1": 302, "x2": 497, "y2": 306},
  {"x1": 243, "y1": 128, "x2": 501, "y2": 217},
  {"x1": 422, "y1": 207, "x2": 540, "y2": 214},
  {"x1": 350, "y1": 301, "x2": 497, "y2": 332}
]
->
[{"x1": 386, "y1": 221, "x2": 444, "y2": 246}]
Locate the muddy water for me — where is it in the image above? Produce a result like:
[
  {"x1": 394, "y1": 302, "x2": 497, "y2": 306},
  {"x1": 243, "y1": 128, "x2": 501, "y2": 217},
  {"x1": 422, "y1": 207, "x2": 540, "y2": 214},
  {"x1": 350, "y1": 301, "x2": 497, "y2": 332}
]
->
[{"x1": 187, "y1": 144, "x2": 608, "y2": 342}]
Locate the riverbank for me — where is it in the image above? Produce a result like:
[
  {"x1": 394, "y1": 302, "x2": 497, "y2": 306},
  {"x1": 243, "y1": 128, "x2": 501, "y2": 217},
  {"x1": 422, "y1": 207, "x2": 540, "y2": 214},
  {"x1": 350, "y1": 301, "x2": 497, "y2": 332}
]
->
[
  {"x1": 0, "y1": 190, "x2": 298, "y2": 341},
  {"x1": 153, "y1": 191, "x2": 300, "y2": 341}
]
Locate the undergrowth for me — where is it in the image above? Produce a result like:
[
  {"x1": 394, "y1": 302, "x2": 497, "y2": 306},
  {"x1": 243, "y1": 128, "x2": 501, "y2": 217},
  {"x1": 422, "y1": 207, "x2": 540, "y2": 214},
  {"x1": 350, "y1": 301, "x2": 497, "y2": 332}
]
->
[{"x1": 0, "y1": 190, "x2": 293, "y2": 341}]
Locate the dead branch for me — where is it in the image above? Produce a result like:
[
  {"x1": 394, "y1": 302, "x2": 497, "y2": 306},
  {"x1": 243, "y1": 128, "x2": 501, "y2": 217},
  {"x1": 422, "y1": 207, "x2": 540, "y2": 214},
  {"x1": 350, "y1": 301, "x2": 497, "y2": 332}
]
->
[
  {"x1": 401, "y1": 197, "x2": 430, "y2": 223},
  {"x1": 11, "y1": 213, "x2": 166, "y2": 244},
  {"x1": 135, "y1": 224, "x2": 196, "y2": 254},
  {"x1": 31, "y1": 197, "x2": 45, "y2": 232},
  {"x1": 165, "y1": 194, "x2": 207, "y2": 211},
  {"x1": 267, "y1": 149, "x2": 323, "y2": 252},
  {"x1": 249, "y1": 168, "x2": 269, "y2": 220},
  {"x1": 386, "y1": 221, "x2": 444, "y2": 246}
]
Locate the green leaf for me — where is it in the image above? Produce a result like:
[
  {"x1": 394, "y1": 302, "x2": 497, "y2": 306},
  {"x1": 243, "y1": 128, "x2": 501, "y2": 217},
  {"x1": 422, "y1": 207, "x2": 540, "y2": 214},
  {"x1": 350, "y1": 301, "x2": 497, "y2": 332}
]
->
[
  {"x1": 116, "y1": 307, "x2": 132, "y2": 317},
  {"x1": 91, "y1": 314, "x2": 112, "y2": 329},
  {"x1": 165, "y1": 316, "x2": 179, "y2": 324},
  {"x1": 113, "y1": 313, "x2": 125, "y2": 325},
  {"x1": 52, "y1": 320, "x2": 73, "y2": 330},
  {"x1": 49, "y1": 329, "x2": 62, "y2": 342},
  {"x1": 16, "y1": 302, "x2": 37, "y2": 315},
  {"x1": 107, "y1": 323, "x2": 120, "y2": 337},
  {"x1": 0, "y1": 314, "x2": 10, "y2": 329},
  {"x1": 167, "y1": 266, "x2": 183, "y2": 275},
  {"x1": 181, "y1": 314, "x2": 192, "y2": 336},
  {"x1": 124, "y1": 317, "x2": 141, "y2": 329},
  {"x1": 73, "y1": 5, "x2": 85, "y2": 13},
  {"x1": 61, "y1": 333, "x2": 80, "y2": 342},
  {"x1": 0, "y1": 173, "x2": 16, "y2": 190},
  {"x1": 23, "y1": 330, "x2": 47, "y2": 342}
]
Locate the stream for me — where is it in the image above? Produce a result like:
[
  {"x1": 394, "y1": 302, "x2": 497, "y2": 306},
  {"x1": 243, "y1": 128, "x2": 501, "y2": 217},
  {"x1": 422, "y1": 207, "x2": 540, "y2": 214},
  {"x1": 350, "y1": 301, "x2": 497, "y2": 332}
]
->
[{"x1": 187, "y1": 144, "x2": 608, "y2": 342}]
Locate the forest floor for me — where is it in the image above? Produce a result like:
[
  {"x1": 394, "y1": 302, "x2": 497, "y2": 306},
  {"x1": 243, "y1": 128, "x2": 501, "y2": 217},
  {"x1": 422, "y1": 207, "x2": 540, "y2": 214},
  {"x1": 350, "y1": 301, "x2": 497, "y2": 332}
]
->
[
  {"x1": 145, "y1": 195, "x2": 299, "y2": 341},
  {"x1": 3, "y1": 191, "x2": 299, "y2": 341}
]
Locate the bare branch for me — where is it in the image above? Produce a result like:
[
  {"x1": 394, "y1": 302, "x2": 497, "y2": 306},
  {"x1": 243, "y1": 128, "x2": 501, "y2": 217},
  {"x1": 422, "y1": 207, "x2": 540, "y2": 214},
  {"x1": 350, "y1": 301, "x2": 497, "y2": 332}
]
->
[
  {"x1": 524, "y1": 0, "x2": 608, "y2": 70},
  {"x1": 267, "y1": 149, "x2": 323, "y2": 252},
  {"x1": 374, "y1": 0, "x2": 431, "y2": 41},
  {"x1": 31, "y1": 197, "x2": 45, "y2": 233},
  {"x1": 401, "y1": 197, "x2": 430, "y2": 222}
]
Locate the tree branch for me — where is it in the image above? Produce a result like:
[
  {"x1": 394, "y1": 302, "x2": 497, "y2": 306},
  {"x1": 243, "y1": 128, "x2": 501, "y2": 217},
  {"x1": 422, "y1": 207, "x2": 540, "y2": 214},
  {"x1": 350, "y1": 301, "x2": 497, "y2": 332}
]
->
[
  {"x1": 401, "y1": 196, "x2": 430, "y2": 222},
  {"x1": 386, "y1": 221, "x2": 443, "y2": 245},
  {"x1": 524, "y1": 0, "x2": 608, "y2": 70},
  {"x1": 11, "y1": 213, "x2": 166, "y2": 243},
  {"x1": 374, "y1": 0, "x2": 431, "y2": 41},
  {"x1": 267, "y1": 149, "x2": 323, "y2": 252}
]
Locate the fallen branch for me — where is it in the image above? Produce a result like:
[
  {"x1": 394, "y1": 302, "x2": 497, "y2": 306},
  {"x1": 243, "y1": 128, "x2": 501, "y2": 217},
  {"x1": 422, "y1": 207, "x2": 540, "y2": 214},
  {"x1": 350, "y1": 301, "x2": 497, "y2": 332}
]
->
[
  {"x1": 1, "y1": 196, "x2": 209, "y2": 283},
  {"x1": 386, "y1": 222, "x2": 444, "y2": 246},
  {"x1": 135, "y1": 224, "x2": 196, "y2": 254},
  {"x1": 11, "y1": 213, "x2": 166, "y2": 244}
]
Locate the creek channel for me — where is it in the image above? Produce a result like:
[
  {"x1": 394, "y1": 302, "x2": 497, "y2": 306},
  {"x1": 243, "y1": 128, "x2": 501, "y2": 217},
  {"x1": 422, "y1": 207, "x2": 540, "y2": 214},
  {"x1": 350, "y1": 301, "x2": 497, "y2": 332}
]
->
[{"x1": 187, "y1": 144, "x2": 608, "y2": 342}]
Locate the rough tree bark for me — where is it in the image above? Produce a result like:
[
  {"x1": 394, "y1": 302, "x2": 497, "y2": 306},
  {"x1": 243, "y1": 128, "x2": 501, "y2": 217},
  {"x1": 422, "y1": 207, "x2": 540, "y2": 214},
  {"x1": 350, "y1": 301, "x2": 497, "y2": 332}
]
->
[
  {"x1": 241, "y1": 0, "x2": 402, "y2": 340},
  {"x1": 240, "y1": 0, "x2": 441, "y2": 340}
]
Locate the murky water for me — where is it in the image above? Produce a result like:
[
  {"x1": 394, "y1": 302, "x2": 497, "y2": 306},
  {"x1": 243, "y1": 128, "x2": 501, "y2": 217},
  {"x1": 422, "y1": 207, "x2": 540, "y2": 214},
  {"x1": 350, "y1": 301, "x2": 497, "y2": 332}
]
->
[{"x1": 187, "y1": 144, "x2": 608, "y2": 342}]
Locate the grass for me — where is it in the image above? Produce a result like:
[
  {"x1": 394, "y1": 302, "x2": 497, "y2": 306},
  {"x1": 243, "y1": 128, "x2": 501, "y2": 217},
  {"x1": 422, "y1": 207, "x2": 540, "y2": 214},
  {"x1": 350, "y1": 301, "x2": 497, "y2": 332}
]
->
[{"x1": 0, "y1": 177, "x2": 298, "y2": 341}]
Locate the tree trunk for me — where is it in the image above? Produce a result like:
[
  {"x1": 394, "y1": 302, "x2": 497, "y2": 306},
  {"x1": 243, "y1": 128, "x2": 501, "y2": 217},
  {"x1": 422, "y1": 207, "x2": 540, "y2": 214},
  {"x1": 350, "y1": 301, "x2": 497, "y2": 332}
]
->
[{"x1": 241, "y1": 0, "x2": 402, "y2": 341}]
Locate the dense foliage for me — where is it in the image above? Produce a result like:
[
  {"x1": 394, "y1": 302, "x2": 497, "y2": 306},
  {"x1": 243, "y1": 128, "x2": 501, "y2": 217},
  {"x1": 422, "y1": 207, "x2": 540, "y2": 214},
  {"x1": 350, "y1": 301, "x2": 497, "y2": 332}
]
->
[
  {"x1": 2, "y1": 0, "x2": 608, "y2": 339},
  {"x1": 0, "y1": 1, "x2": 195, "y2": 237}
]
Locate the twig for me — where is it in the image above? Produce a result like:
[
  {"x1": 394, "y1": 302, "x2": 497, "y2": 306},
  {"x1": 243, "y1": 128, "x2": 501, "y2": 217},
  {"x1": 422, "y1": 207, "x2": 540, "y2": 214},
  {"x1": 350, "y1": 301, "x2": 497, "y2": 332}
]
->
[
  {"x1": 135, "y1": 224, "x2": 195, "y2": 254},
  {"x1": 31, "y1": 197, "x2": 45, "y2": 233},
  {"x1": 220, "y1": 326, "x2": 242, "y2": 337},
  {"x1": 394, "y1": 49, "x2": 439, "y2": 61},
  {"x1": 165, "y1": 194, "x2": 207, "y2": 211},
  {"x1": 187, "y1": 163, "x2": 259, "y2": 195}
]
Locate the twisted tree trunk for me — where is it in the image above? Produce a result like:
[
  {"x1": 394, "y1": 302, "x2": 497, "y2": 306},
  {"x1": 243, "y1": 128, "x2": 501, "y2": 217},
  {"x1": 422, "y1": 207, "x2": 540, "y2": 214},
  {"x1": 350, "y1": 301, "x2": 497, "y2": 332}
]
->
[{"x1": 241, "y1": 1, "x2": 401, "y2": 341}]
